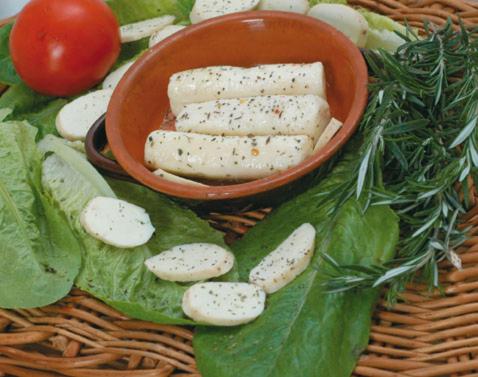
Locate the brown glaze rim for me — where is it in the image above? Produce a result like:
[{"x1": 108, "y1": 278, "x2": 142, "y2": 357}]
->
[{"x1": 106, "y1": 11, "x2": 369, "y2": 201}]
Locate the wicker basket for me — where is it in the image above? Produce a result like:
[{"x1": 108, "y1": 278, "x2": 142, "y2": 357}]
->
[{"x1": 1, "y1": 1, "x2": 478, "y2": 376}]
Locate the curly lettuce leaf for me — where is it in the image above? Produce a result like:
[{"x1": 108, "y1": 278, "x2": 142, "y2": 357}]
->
[
  {"x1": 41, "y1": 146, "x2": 236, "y2": 324},
  {"x1": 195, "y1": 151, "x2": 399, "y2": 377},
  {"x1": 0, "y1": 121, "x2": 81, "y2": 308}
]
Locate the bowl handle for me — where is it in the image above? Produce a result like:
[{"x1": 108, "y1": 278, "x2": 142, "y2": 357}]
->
[{"x1": 85, "y1": 114, "x2": 137, "y2": 183}]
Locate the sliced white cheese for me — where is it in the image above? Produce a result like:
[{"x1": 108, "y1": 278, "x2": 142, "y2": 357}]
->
[
  {"x1": 80, "y1": 196, "x2": 155, "y2": 248},
  {"x1": 190, "y1": 0, "x2": 260, "y2": 24},
  {"x1": 145, "y1": 243, "x2": 234, "y2": 282},
  {"x1": 149, "y1": 25, "x2": 186, "y2": 48},
  {"x1": 249, "y1": 223, "x2": 316, "y2": 294},
  {"x1": 259, "y1": 0, "x2": 309, "y2": 14},
  {"x1": 182, "y1": 282, "x2": 266, "y2": 326},
  {"x1": 145, "y1": 131, "x2": 313, "y2": 180},
  {"x1": 103, "y1": 61, "x2": 135, "y2": 90},
  {"x1": 120, "y1": 15, "x2": 175, "y2": 43},
  {"x1": 153, "y1": 168, "x2": 208, "y2": 187},
  {"x1": 313, "y1": 117, "x2": 343, "y2": 152},
  {"x1": 56, "y1": 89, "x2": 113, "y2": 141},
  {"x1": 168, "y1": 63, "x2": 326, "y2": 115},
  {"x1": 176, "y1": 95, "x2": 330, "y2": 141},
  {"x1": 308, "y1": 4, "x2": 368, "y2": 47}
]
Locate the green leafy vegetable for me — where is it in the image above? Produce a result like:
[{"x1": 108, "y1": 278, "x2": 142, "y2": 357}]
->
[
  {"x1": 359, "y1": 10, "x2": 408, "y2": 51},
  {"x1": 324, "y1": 22, "x2": 478, "y2": 301},
  {"x1": 195, "y1": 151, "x2": 399, "y2": 377},
  {"x1": 0, "y1": 24, "x2": 21, "y2": 86},
  {"x1": 0, "y1": 108, "x2": 12, "y2": 121},
  {"x1": 0, "y1": 121, "x2": 81, "y2": 308},
  {"x1": 359, "y1": 9, "x2": 406, "y2": 33},
  {"x1": 365, "y1": 28, "x2": 406, "y2": 52},
  {"x1": 310, "y1": 0, "x2": 347, "y2": 5},
  {"x1": 0, "y1": 83, "x2": 54, "y2": 115},
  {"x1": 39, "y1": 135, "x2": 115, "y2": 197},
  {"x1": 106, "y1": 0, "x2": 193, "y2": 25},
  {"x1": 107, "y1": 0, "x2": 194, "y2": 67},
  {"x1": 0, "y1": 83, "x2": 61, "y2": 138},
  {"x1": 41, "y1": 146, "x2": 236, "y2": 324}
]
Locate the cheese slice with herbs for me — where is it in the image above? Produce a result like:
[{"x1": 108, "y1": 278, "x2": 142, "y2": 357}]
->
[
  {"x1": 249, "y1": 223, "x2": 316, "y2": 293},
  {"x1": 149, "y1": 25, "x2": 186, "y2": 47},
  {"x1": 56, "y1": 89, "x2": 112, "y2": 141},
  {"x1": 314, "y1": 117, "x2": 343, "y2": 152},
  {"x1": 153, "y1": 168, "x2": 208, "y2": 187},
  {"x1": 176, "y1": 95, "x2": 330, "y2": 141},
  {"x1": 182, "y1": 282, "x2": 266, "y2": 326},
  {"x1": 80, "y1": 196, "x2": 155, "y2": 248},
  {"x1": 120, "y1": 15, "x2": 175, "y2": 43},
  {"x1": 145, "y1": 131, "x2": 313, "y2": 180},
  {"x1": 168, "y1": 63, "x2": 326, "y2": 115},
  {"x1": 145, "y1": 243, "x2": 234, "y2": 282},
  {"x1": 103, "y1": 61, "x2": 135, "y2": 90},
  {"x1": 190, "y1": 0, "x2": 260, "y2": 24}
]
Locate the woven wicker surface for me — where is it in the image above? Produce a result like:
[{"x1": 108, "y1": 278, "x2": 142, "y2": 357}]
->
[{"x1": 1, "y1": 1, "x2": 478, "y2": 376}]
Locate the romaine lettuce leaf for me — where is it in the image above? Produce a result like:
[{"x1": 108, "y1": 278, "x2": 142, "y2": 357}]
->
[
  {"x1": 41, "y1": 146, "x2": 236, "y2": 324},
  {"x1": 310, "y1": 0, "x2": 348, "y2": 5},
  {"x1": 106, "y1": 0, "x2": 193, "y2": 25},
  {"x1": 0, "y1": 24, "x2": 21, "y2": 86},
  {"x1": 358, "y1": 9, "x2": 408, "y2": 51},
  {"x1": 366, "y1": 28, "x2": 406, "y2": 52},
  {"x1": 0, "y1": 121, "x2": 81, "y2": 308},
  {"x1": 359, "y1": 9, "x2": 406, "y2": 33},
  {"x1": 195, "y1": 151, "x2": 399, "y2": 377}
]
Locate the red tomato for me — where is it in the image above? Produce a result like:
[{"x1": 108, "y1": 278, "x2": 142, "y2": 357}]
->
[{"x1": 10, "y1": 0, "x2": 120, "y2": 96}]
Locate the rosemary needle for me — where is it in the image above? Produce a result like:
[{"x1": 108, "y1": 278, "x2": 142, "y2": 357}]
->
[{"x1": 322, "y1": 21, "x2": 478, "y2": 303}]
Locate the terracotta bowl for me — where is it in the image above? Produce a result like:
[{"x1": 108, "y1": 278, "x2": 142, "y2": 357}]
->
[{"x1": 103, "y1": 11, "x2": 368, "y2": 206}]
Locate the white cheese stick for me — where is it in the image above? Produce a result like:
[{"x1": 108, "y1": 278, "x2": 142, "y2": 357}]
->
[
  {"x1": 249, "y1": 223, "x2": 316, "y2": 294},
  {"x1": 153, "y1": 168, "x2": 208, "y2": 187},
  {"x1": 120, "y1": 15, "x2": 175, "y2": 43},
  {"x1": 308, "y1": 4, "x2": 368, "y2": 47},
  {"x1": 149, "y1": 25, "x2": 186, "y2": 47},
  {"x1": 168, "y1": 63, "x2": 326, "y2": 115},
  {"x1": 259, "y1": 0, "x2": 309, "y2": 14},
  {"x1": 103, "y1": 61, "x2": 135, "y2": 90},
  {"x1": 176, "y1": 95, "x2": 330, "y2": 141},
  {"x1": 313, "y1": 117, "x2": 343, "y2": 152},
  {"x1": 80, "y1": 197, "x2": 155, "y2": 248},
  {"x1": 190, "y1": 0, "x2": 260, "y2": 24},
  {"x1": 182, "y1": 282, "x2": 266, "y2": 326},
  {"x1": 145, "y1": 131, "x2": 313, "y2": 180},
  {"x1": 145, "y1": 243, "x2": 234, "y2": 282},
  {"x1": 56, "y1": 89, "x2": 112, "y2": 141}
]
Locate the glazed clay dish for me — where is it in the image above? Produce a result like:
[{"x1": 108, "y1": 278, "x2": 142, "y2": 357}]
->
[{"x1": 105, "y1": 11, "x2": 368, "y2": 202}]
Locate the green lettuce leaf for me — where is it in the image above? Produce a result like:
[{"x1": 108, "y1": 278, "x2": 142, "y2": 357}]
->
[
  {"x1": 366, "y1": 28, "x2": 406, "y2": 52},
  {"x1": 0, "y1": 24, "x2": 21, "y2": 86},
  {"x1": 359, "y1": 9, "x2": 406, "y2": 33},
  {"x1": 41, "y1": 145, "x2": 236, "y2": 324},
  {"x1": 358, "y1": 9, "x2": 408, "y2": 51},
  {"x1": 0, "y1": 84, "x2": 60, "y2": 139},
  {"x1": 107, "y1": 0, "x2": 194, "y2": 67},
  {"x1": 0, "y1": 121, "x2": 81, "y2": 308},
  {"x1": 310, "y1": 0, "x2": 348, "y2": 5},
  {"x1": 106, "y1": 0, "x2": 193, "y2": 25},
  {"x1": 194, "y1": 152, "x2": 399, "y2": 377}
]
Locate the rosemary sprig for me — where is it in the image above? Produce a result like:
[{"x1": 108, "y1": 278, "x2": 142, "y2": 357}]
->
[{"x1": 323, "y1": 21, "x2": 478, "y2": 302}]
